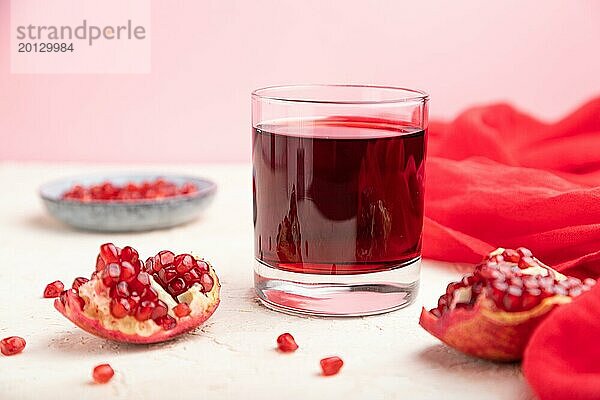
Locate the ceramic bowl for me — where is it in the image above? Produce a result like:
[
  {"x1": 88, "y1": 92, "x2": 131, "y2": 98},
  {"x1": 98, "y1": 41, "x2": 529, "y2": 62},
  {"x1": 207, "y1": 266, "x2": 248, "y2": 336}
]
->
[{"x1": 39, "y1": 173, "x2": 216, "y2": 232}]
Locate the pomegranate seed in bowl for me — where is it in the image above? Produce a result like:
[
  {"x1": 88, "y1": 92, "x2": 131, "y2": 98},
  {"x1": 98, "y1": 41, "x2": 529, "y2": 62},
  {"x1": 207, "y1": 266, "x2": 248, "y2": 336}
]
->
[
  {"x1": 39, "y1": 174, "x2": 216, "y2": 232},
  {"x1": 62, "y1": 178, "x2": 198, "y2": 202}
]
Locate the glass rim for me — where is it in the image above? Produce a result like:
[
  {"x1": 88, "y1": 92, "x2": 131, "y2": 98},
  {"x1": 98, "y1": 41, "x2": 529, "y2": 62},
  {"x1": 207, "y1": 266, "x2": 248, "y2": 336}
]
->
[{"x1": 251, "y1": 84, "x2": 429, "y2": 105}]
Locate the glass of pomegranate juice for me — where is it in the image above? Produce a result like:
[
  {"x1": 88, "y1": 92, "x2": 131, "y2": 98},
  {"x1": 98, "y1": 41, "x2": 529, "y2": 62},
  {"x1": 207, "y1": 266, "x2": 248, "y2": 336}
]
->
[{"x1": 252, "y1": 85, "x2": 428, "y2": 316}]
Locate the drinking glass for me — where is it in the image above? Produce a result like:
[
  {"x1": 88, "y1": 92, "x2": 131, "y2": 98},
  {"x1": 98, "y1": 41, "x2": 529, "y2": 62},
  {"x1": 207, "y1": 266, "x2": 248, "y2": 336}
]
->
[{"x1": 252, "y1": 84, "x2": 428, "y2": 316}]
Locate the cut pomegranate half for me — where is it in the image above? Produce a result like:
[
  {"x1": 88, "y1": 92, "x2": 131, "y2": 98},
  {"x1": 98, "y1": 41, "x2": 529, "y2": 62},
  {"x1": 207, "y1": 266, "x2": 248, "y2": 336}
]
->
[
  {"x1": 419, "y1": 247, "x2": 596, "y2": 361},
  {"x1": 523, "y1": 285, "x2": 600, "y2": 400},
  {"x1": 54, "y1": 243, "x2": 220, "y2": 344}
]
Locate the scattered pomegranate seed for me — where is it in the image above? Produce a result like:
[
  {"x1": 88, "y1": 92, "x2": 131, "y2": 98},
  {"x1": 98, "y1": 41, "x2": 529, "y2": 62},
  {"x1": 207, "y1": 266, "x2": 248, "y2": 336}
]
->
[
  {"x1": 320, "y1": 356, "x2": 344, "y2": 376},
  {"x1": 43, "y1": 280, "x2": 64, "y2": 298},
  {"x1": 92, "y1": 364, "x2": 114, "y2": 384},
  {"x1": 0, "y1": 336, "x2": 26, "y2": 356},
  {"x1": 62, "y1": 178, "x2": 198, "y2": 202},
  {"x1": 276, "y1": 333, "x2": 299, "y2": 352},
  {"x1": 173, "y1": 303, "x2": 191, "y2": 318}
]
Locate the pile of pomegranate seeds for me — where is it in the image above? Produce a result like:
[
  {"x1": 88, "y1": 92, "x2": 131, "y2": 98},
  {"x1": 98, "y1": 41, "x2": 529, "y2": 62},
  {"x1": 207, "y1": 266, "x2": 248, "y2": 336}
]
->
[
  {"x1": 61, "y1": 178, "x2": 198, "y2": 202},
  {"x1": 92, "y1": 364, "x2": 114, "y2": 384},
  {"x1": 96, "y1": 243, "x2": 176, "y2": 329},
  {"x1": 276, "y1": 333, "x2": 299, "y2": 352},
  {"x1": 431, "y1": 247, "x2": 596, "y2": 317},
  {"x1": 144, "y1": 251, "x2": 214, "y2": 298},
  {"x1": 1, "y1": 336, "x2": 26, "y2": 356},
  {"x1": 320, "y1": 356, "x2": 344, "y2": 376},
  {"x1": 43, "y1": 280, "x2": 64, "y2": 298}
]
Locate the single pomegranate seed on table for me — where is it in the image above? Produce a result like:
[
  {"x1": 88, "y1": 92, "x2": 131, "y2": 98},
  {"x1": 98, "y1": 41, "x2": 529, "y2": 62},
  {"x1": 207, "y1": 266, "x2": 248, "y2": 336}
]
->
[
  {"x1": 92, "y1": 364, "x2": 114, "y2": 384},
  {"x1": 1, "y1": 336, "x2": 26, "y2": 356},
  {"x1": 320, "y1": 356, "x2": 344, "y2": 376},
  {"x1": 43, "y1": 280, "x2": 64, "y2": 298},
  {"x1": 276, "y1": 333, "x2": 299, "y2": 352}
]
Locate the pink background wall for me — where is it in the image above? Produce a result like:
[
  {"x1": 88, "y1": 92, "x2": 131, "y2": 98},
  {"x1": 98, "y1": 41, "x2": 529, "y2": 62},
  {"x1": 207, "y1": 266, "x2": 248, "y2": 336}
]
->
[{"x1": 1, "y1": 0, "x2": 599, "y2": 163}]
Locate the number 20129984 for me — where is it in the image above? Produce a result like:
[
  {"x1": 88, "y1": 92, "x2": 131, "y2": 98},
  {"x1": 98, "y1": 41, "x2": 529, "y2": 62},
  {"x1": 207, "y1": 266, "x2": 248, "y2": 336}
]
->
[{"x1": 18, "y1": 43, "x2": 74, "y2": 52}]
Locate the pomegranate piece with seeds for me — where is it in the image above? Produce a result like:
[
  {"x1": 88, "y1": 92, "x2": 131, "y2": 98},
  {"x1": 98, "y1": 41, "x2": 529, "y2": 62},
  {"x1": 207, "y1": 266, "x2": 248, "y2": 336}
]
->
[
  {"x1": 419, "y1": 247, "x2": 596, "y2": 361},
  {"x1": 320, "y1": 356, "x2": 344, "y2": 376},
  {"x1": 276, "y1": 333, "x2": 299, "y2": 352},
  {"x1": 54, "y1": 243, "x2": 220, "y2": 344},
  {"x1": 1, "y1": 336, "x2": 26, "y2": 356},
  {"x1": 92, "y1": 364, "x2": 114, "y2": 384},
  {"x1": 62, "y1": 178, "x2": 198, "y2": 202},
  {"x1": 43, "y1": 280, "x2": 64, "y2": 298}
]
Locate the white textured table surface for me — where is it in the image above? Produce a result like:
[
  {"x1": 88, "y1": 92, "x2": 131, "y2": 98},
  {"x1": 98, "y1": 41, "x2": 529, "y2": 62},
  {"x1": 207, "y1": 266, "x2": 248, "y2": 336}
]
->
[{"x1": 0, "y1": 163, "x2": 534, "y2": 400}]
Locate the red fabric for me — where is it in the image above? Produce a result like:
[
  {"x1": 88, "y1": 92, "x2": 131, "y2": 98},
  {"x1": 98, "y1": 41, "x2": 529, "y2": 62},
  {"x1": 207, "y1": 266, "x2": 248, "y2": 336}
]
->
[
  {"x1": 423, "y1": 98, "x2": 600, "y2": 278},
  {"x1": 522, "y1": 284, "x2": 600, "y2": 400}
]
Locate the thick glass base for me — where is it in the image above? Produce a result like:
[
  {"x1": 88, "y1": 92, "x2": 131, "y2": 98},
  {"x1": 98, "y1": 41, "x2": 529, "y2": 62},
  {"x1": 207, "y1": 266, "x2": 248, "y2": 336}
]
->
[{"x1": 254, "y1": 258, "x2": 420, "y2": 317}]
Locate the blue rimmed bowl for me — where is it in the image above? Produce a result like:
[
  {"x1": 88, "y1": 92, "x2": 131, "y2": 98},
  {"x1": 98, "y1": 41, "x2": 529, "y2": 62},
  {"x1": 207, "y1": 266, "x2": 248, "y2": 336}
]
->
[{"x1": 39, "y1": 173, "x2": 217, "y2": 232}]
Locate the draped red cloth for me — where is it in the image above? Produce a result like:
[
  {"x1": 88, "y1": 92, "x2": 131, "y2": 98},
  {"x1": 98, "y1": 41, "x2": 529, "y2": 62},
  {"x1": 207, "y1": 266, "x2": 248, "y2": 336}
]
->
[
  {"x1": 523, "y1": 284, "x2": 600, "y2": 400},
  {"x1": 423, "y1": 98, "x2": 600, "y2": 279}
]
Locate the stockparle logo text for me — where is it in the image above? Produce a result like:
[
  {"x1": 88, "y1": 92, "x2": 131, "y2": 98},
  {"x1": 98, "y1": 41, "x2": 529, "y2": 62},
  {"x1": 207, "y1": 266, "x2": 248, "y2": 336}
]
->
[{"x1": 16, "y1": 19, "x2": 147, "y2": 46}]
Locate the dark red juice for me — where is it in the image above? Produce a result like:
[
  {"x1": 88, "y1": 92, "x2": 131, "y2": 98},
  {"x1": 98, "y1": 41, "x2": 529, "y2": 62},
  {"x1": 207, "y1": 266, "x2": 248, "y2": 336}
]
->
[{"x1": 253, "y1": 117, "x2": 426, "y2": 274}]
